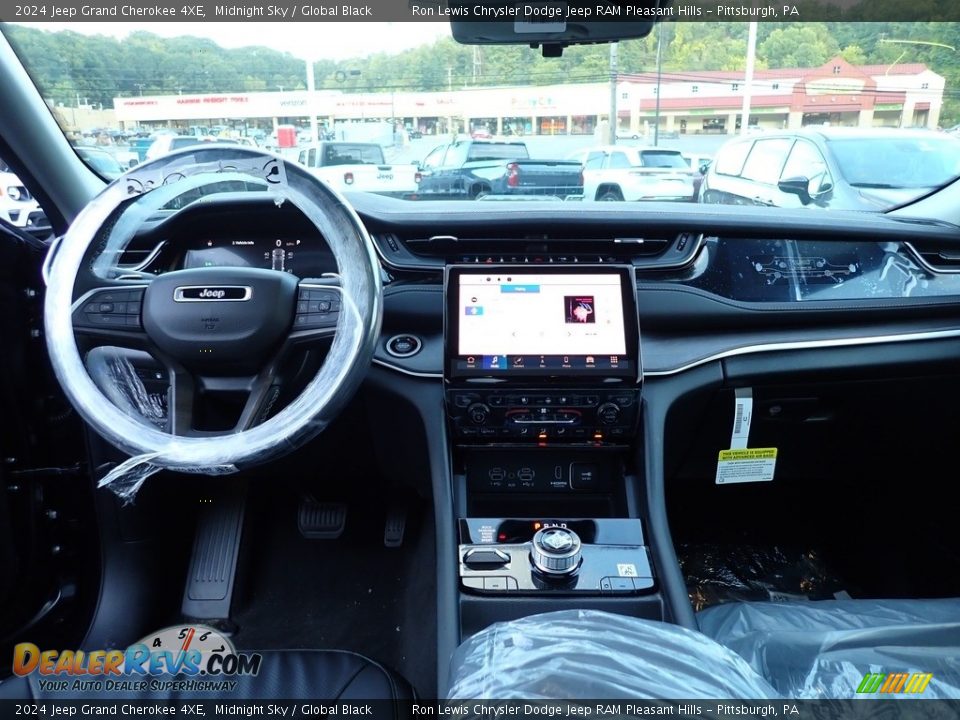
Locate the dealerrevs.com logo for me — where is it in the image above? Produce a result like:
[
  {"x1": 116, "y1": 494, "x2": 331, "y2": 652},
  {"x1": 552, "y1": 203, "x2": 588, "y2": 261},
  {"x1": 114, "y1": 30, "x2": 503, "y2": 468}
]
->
[{"x1": 13, "y1": 625, "x2": 262, "y2": 694}]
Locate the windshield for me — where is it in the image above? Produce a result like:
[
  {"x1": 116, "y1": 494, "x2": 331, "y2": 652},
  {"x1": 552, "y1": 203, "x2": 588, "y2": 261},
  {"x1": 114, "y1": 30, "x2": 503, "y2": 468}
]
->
[
  {"x1": 828, "y1": 135, "x2": 960, "y2": 189},
  {"x1": 3, "y1": 20, "x2": 960, "y2": 214}
]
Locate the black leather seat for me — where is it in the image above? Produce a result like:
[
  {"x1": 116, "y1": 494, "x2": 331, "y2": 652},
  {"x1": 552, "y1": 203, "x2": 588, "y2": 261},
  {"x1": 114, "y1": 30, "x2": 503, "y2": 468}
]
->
[{"x1": 0, "y1": 649, "x2": 413, "y2": 706}]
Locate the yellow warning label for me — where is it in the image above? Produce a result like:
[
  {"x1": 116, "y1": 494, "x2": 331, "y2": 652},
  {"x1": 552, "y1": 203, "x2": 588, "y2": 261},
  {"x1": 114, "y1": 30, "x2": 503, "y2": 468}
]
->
[{"x1": 718, "y1": 448, "x2": 778, "y2": 461}]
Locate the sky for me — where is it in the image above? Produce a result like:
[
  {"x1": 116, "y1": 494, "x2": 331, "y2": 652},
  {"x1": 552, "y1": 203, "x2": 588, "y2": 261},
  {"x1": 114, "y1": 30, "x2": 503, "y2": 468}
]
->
[{"x1": 14, "y1": 22, "x2": 451, "y2": 61}]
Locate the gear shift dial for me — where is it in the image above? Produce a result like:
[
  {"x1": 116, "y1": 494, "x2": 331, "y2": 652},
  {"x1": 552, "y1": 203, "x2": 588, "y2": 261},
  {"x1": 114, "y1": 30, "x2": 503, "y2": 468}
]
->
[{"x1": 530, "y1": 526, "x2": 582, "y2": 576}]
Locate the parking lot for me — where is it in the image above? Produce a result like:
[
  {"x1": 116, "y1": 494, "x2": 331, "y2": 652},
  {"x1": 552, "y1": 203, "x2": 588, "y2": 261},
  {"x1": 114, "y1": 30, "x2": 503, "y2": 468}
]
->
[{"x1": 383, "y1": 133, "x2": 732, "y2": 165}]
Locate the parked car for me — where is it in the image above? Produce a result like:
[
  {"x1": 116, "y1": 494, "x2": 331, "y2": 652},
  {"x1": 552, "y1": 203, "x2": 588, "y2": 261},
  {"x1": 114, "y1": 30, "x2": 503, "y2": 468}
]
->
[
  {"x1": 144, "y1": 134, "x2": 241, "y2": 161},
  {"x1": 470, "y1": 128, "x2": 492, "y2": 140},
  {"x1": 297, "y1": 141, "x2": 419, "y2": 198},
  {"x1": 699, "y1": 127, "x2": 960, "y2": 210},
  {"x1": 416, "y1": 140, "x2": 583, "y2": 199},
  {"x1": 569, "y1": 145, "x2": 696, "y2": 202},
  {"x1": 74, "y1": 146, "x2": 125, "y2": 180},
  {"x1": 682, "y1": 153, "x2": 713, "y2": 174},
  {"x1": 0, "y1": 158, "x2": 46, "y2": 232}
]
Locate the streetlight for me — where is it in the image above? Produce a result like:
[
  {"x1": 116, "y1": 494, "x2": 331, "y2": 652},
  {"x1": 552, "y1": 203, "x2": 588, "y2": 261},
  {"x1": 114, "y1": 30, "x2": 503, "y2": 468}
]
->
[
  {"x1": 879, "y1": 38, "x2": 955, "y2": 127},
  {"x1": 880, "y1": 38, "x2": 955, "y2": 75},
  {"x1": 608, "y1": 42, "x2": 618, "y2": 145},
  {"x1": 653, "y1": 24, "x2": 663, "y2": 146},
  {"x1": 740, "y1": 21, "x2": 758, "y2": 136}
]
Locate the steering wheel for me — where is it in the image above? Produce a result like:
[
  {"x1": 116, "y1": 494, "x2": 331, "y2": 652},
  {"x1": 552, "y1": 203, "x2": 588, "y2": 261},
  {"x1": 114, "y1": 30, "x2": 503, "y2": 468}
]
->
[{"x1": 43, "y1": 147, "x2": 382, "y2": 497}]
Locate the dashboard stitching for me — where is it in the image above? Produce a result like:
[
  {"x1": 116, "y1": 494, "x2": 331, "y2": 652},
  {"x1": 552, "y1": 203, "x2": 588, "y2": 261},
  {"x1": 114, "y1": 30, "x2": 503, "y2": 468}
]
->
[{"x1": 636, "y1": 283, "x2": 960, "y2": 313}]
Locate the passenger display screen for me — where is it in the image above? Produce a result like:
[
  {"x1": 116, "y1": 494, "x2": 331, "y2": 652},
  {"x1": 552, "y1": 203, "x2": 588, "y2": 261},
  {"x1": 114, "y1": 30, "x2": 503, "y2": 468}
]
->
[{"x1": 446, "y1": 266, "x2": 637, "y2": 378}]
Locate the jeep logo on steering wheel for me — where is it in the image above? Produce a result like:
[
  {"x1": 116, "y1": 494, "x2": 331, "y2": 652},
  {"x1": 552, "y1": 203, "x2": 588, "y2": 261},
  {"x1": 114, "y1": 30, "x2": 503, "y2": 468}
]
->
[{"x1": 174, "y1": 286, "x2": 252, "y2": 302}]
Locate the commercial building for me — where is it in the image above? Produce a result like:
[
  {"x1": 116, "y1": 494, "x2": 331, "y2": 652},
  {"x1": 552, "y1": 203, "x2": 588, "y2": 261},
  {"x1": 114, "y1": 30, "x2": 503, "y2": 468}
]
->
[{"x1": 112, "y1": 56, "x2": 945, "y2": 138}]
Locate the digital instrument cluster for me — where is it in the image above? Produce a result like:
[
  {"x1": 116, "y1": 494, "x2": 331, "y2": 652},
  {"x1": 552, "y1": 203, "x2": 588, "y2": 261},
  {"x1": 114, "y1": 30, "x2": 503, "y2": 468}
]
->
[{"x1": 182, "y1": 237, "x2": 335, "y2": 277}]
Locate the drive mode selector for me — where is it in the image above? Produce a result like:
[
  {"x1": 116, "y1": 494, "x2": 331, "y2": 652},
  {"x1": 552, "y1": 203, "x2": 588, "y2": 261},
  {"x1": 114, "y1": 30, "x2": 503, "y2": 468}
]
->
[{"x1": 530, "y1": 526, "x2": 582, "y2": 576}]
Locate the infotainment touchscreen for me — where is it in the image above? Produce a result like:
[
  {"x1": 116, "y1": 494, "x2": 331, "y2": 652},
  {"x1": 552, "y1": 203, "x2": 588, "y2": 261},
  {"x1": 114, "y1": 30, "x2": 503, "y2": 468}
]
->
[{"x1": 446, "y1": 266, "x2": 638, "y2": 378}]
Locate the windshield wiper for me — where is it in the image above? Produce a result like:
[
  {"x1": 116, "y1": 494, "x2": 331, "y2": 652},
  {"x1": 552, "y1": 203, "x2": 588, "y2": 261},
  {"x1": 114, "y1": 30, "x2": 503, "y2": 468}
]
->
[{"x1": 850, "y1": 182, "x2": 908, "y2": 189}]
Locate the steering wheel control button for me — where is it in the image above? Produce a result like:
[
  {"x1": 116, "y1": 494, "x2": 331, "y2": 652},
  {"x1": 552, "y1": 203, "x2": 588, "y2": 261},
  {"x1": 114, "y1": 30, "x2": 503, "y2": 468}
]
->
[
  {"x1": 386, "y1": 334, "x2": 422, "y2": 358},
  {"x1": 293, "y1": 287, "x2": 341, "y2": 332},
  {"x1": 530, "y1": 526, "x2": 582, "y2": 576},
  {"x1": 463, "y1": 548, "x2": 510, "y2": 569},
  {"x1": 74, "y1": 287, "x2": 145, "y2": 331}
]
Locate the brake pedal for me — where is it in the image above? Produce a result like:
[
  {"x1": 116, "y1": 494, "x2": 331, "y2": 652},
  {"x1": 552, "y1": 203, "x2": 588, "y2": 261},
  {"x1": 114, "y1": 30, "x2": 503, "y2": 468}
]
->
[
  {"x1": 298, "y1": 500, "x2": 346, "y2": 539},
  {"x1": 384, "y1": 505, "x2": 407, "y2": 548}
]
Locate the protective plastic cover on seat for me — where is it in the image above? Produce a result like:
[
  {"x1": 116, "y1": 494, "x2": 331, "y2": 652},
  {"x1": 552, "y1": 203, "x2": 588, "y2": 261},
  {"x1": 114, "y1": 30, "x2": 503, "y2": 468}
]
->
[
  {"x1": 446, "y1": 609, "x2": 778, "y2": 699},
  {"x1": 697, "y1": 598, "x2": 960, "y2": 699}
]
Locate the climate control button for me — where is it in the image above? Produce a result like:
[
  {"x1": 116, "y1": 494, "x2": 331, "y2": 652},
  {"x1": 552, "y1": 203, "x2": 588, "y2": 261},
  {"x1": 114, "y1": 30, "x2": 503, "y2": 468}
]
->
[
  {"x1": 597, "y1": 402, "x2": 622, "y2": 425},
  {"x1": 468, "y1": 403, "x2": 491, "y2": 425}
]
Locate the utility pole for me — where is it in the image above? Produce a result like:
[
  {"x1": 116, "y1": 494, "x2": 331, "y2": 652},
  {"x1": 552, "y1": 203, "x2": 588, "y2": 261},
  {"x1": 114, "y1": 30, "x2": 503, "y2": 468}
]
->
[
  {"x1": 654, "y1": 24, "x2": 663, "y2": 146},
  {"x1": 472, "y1": 46, "x2": 482, "y2": 84},
  {"x1": 739, "y1": 21, "x2": 758, "y2": 135},
  {"x1": 609, "y1": 42, "x2": 618, "y2": 144},
  {"x1": 305, "y1": 59, "x2": 318, "y2": 142}
]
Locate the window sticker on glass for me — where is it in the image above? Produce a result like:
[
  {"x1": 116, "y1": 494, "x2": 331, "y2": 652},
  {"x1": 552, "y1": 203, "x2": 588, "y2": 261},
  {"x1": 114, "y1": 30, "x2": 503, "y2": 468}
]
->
[{"x1": 515, "y1": 3, "x2": 567, "y2": 33}]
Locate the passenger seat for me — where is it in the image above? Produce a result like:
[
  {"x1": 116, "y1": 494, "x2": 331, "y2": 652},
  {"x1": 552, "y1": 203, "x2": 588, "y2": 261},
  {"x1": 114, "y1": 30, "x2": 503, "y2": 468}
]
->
[{"x1": 697, "y1": 598, "x2": 960, "y2": 699}]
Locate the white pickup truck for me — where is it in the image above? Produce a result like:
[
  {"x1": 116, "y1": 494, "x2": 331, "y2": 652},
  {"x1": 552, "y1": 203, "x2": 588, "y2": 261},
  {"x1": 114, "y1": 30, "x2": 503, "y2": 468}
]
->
[{"x1": 297, "y1": 142, "x2": 418, "y2": 198}]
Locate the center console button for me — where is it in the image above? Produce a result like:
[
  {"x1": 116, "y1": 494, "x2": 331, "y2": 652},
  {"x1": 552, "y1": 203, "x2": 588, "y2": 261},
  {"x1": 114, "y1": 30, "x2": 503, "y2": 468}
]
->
[
  {"x1": 483, "y1": 577, "x2": 508, "y2": 591},
  {"x1": 463, "y1": 548, "x2": 510, "y2": 569}
]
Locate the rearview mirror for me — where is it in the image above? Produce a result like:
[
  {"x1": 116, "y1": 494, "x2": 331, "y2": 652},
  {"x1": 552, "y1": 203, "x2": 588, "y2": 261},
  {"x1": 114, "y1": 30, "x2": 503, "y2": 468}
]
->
[{"x1": 450, "y1": 1, "x2": 659, "y2": 56}]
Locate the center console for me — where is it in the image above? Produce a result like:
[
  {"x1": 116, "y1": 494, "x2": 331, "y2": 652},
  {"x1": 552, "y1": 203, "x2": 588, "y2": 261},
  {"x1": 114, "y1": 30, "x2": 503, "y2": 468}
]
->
[{"x1": 443, "y1": 265, "x2": 662, "y2": 635}]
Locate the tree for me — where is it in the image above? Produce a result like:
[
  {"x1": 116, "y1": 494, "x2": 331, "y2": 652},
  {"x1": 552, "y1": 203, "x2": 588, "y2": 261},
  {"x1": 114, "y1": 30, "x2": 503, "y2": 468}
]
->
[{"x1": 759, "y1": 24, "x2": 840, "y2": 69}]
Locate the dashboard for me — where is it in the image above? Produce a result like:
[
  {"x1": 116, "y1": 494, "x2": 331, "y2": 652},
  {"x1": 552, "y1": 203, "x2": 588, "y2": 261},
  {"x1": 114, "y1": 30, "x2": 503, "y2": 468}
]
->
[{"x1": 91, "y1": 192, "x2": 960, "y2": 384}]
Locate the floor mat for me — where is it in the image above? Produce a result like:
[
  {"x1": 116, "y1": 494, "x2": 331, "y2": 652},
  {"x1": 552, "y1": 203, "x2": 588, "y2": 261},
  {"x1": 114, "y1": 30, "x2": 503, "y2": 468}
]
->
[
  {"x1": 678, "y1": 543, "x2": 853, "y2": 612},
  {"x1": 230, "y1": 489, "x2": 437, "y2": 697}
]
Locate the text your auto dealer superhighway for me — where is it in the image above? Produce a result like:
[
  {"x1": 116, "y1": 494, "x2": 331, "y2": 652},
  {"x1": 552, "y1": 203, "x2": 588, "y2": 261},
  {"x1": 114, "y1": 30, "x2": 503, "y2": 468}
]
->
[{"x1": 50, "y1": 5, "x2": 178, "y2": 16}]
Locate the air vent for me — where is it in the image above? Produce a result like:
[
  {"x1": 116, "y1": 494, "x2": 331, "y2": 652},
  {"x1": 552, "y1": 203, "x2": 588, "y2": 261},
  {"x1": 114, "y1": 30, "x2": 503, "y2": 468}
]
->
[
  {"x1": 374, "y1": 232, "x2": 700, "y2": 272},
  {"x1": 906, "y1": 241, "x2": 960, "y2": 273}
]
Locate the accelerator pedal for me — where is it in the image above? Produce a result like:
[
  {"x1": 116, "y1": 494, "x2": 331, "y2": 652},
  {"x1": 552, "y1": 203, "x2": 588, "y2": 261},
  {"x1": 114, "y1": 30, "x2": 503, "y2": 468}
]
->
[
  {"x1": 384, "y1": 504, "x2": 407, "y2": 548},
  {"x1": 182, "y1": 484, "x2": 247, "y2": 623}
]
